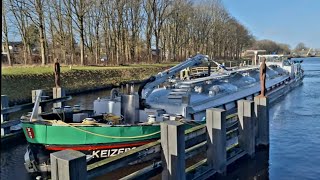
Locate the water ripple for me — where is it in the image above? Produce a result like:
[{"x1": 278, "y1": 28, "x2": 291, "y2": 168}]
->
[{"x1": 269, "y1": 58, "x2": 320, "y2": 180}]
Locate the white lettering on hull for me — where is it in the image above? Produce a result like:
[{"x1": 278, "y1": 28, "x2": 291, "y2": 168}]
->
[{"x1": 91, "y1": 147, "x2": 136, "y2": 158}]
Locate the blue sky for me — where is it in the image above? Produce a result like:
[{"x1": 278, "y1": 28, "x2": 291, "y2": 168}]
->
[{"x1": 222, "y1": 0, "x2": 320, "y2": 49}]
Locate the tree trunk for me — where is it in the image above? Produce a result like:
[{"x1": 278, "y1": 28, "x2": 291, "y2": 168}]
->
[
  {"x1": 39, "y1": 24, "x2": 46, "y2": 65},
  {"x1": 95, "y1": 36, "x2": 99, "y2": 65},
  {"x1": 80, "y1": 20, "x2": 85, "y2": 65},
  {"x1": 2, "y1": 9, "x2": 12, "y2": 66}
]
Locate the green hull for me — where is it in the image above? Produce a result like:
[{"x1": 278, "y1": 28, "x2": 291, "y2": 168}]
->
[{"x1": 22, "y1": 122, "x2": 161, "y2": 145}]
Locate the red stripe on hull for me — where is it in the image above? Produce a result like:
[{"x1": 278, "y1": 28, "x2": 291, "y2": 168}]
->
[{"x1": 45, "y1": 140, "x2": 156, "y2": 151}]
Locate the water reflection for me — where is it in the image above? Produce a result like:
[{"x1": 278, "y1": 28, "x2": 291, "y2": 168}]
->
[
  {"x1": 1, "y1": 143, "x2": 32, "y2": 180},
  {"x1": 215, "y1": 148, "x2": 269, "y2": 180}
]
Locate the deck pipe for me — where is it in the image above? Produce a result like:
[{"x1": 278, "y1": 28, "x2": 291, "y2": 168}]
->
[
  {"x1": 121, "y1": 94, "x2": 139, "y2": 124},
  {"x1": 110, "y1": 88, "x2": 120, "y2": 100}
]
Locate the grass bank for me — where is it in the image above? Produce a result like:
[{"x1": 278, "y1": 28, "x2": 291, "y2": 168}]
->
[
  {"x1": 1, "y1": 63, "x2": 178, "y2": 75},
  {"x1": 1, "y1": 64, "x2": 176, "y2": 105}
]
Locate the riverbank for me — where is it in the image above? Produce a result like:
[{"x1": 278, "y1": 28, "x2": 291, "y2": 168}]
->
[
  {"x1": 1, "y1": 64, "x2": 175, "y2": 105},
  {"x1": 1, "y1": 58, "x2": 249, "y2": 105}
]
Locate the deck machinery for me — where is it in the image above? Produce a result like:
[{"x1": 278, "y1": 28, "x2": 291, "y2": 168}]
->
[{"x1": 94, "y1": 54, "x2": 304, "y2": 123}]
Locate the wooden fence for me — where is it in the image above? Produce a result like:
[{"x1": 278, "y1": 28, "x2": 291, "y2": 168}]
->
[{"x1": 50, "y1": 96, "x2": 269, "y2": 180}]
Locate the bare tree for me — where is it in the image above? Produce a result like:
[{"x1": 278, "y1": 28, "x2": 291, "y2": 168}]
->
[
  {"x1": 51, "y1": 0, "x2": 67, "y2": 63},
  {"x1": 295, "y1": 42, "x2": 307, "y2": 52},
  {"x1": 151, "y1": 0, "x2": 171, "y2": 62},
  {"x1": 101, "y1": 0, "x2": 113, "y2": 64},
  {"x1": 143, "y1": 0, "x2": 154, "y2": 62},
  {"x1": 92, "y1": 0, "x2": 103, "y2": 64},
  {"x1": 251, "y1": 40, "x2": 291, "y2": 54},
  {"x1": 47, "y1": 0, "x2": 56, "y2": 63},
  {"x1": 63, "y1": 0, "x2": 76, "y2": 65},
  {"x1": 35, "y1": 0, "x2": 47, "y2": 65},
  {"x1": 69, "y1": 0, "x2": 91, "y2": 65},
  {"x1": 22, "y1": 0, "x2": 47, "y2": 65},
  {"x1": 8, "y1": 0, "x2": 32, "y2": 64},
  {"x1": 6, "y1": 0, "x2": 256, "y2": 65},
  {"x1": 2, "y1": 0, "x2": 12, "y2": 66},
  {"x1": 128, "y1": 0, "x2": 143, "y2": 62}
]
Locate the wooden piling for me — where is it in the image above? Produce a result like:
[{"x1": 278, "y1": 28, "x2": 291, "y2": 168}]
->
[
  {"x1": 53, "y1": 87, "x2": 65, "y2": 108},
  {"x1": 161, "y1": 120, "x2": 185, "y2": 180},
  {"x1": 1, "y1": 95, "x2": 9, "y2": 136},
  {"x1": 50, "y1": 149, "x2": 87, "y2": 180},
  {"x1": 237, "y1": 100, "x2": 255, "y2": 156},
  {"x1": 206, "y1": 108, "x2": 226, "y2": 174},
  {"x1": 1, "y1": 95, "x2": 9, "y2": 122},
  {"x1": 254, "y1": 96, "x2": 269, "y2": 146}
]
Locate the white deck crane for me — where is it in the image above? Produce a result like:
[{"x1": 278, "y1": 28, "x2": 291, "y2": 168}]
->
[
  {"x1": 307, "y1": 48, "x2": 312, "y2": 56},
  {"x1": 138, "y1": 54, "x2": 209, "y2": 100}
]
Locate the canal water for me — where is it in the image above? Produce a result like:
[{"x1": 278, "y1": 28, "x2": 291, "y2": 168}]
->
[
  {"x1": 1, "y1": 57, "x2": 320, "y2": 180},
  {"x1": 269, "y1": 57, "x2": 320, "y2": 179}
]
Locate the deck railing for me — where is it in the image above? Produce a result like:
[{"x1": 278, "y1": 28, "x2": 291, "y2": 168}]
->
[
  {"x1": 190, "y1": 67, "x2": 217, "y2": 75},
  {"x1": 1, "y1": 88, "x2": 69, "y2": 140}
]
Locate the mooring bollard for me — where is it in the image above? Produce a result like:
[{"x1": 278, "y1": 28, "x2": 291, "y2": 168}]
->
[
  {"x1": 1, "y1": 95, "x2": 9, "y2": 136},
  {"x1": 1, "y1": 95, "x2": 9, "y2": 122},
  {"x1": 237, "y1": 100, "x2": 255, "y2": 156},
  {"x1": 254, "y1": 96, "x2": 269, "y2": 146},
  {"x1": 206, "y1": 108, "x2": 226, "y2": 174},
  {"x1": 53, "y1": 87, "x2": 65, "y2": 108},
  {"x1": 50, "y1": 149, "x2": 87, "y2": 180},
  {"x1": 161, "y1": 120, "x2": 185, "y2": 180}
]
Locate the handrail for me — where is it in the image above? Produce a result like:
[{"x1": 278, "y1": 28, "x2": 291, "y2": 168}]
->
[
  {"x1": 87, "y1": 123, "x2": 207, "y2": 178},
  {"x1": 1, "y1": 96, "x2": 72, "y2": 114},
  {"x1": 87, "y1": 119, "x2": 241, "y2": 179}
]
